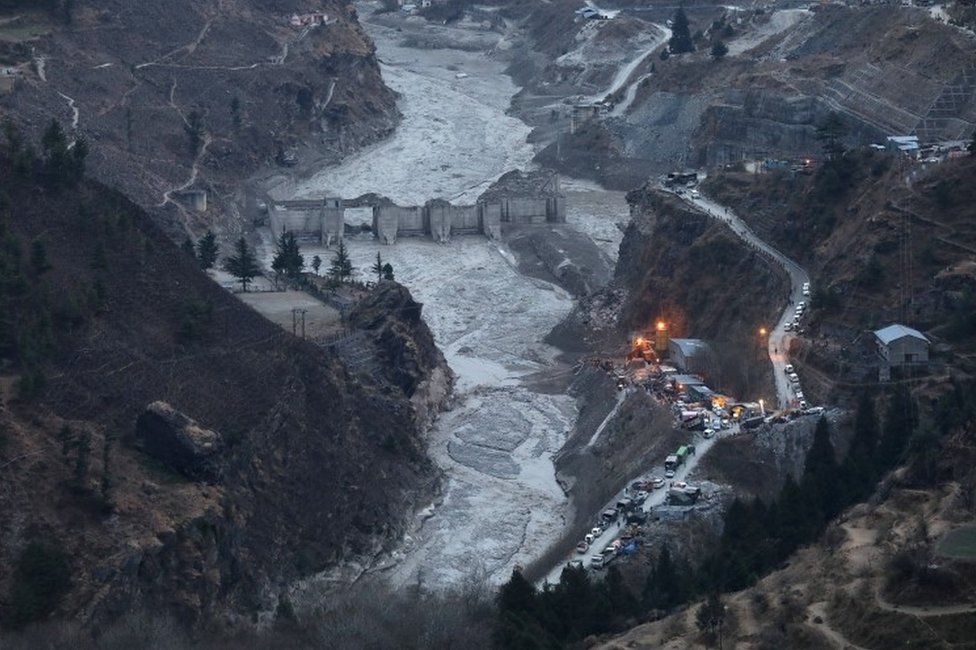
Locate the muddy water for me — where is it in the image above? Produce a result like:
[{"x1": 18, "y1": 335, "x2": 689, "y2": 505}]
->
[{"x1": 287, "y1": 10, "x2": 630, "y2": 590}]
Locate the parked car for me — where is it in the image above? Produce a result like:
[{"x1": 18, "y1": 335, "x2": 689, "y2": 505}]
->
[
  {"x1": 585, "y1": 533, "x2": 595, "y2": 544},
  {"x1": 799, "y1": 400, "x2": 809, "y2": 409},
  {"x1": 651, "y1": 477, "x2": 665, "y2": 489},
  {"x1": 784, "y1": 322, "x2": 793, "y2": 331},
  {"x1": 789, "y1": 373, "x2": 800, "y2": 383},
  {"x1": 785, "y1": 364, "x2": 794, "y2": 373},
  {"x1": 576, "y1": 541, "x2": 589, "y2": 554},
  {"x1": 634, "y1": 490, "x2": 649, "y2": 504},
  {"x1": 590, "y1": 555, "x2": 605, "y2": 568},
  {"x1": 665, "y1": 469, "x2": 675, "y2": 479},
  {"x1": 591, "y1": 527, "x2": 603, "y2": 538},
  {"x1": 703, "y1": 428, "x2": 715, "y2": 438}
]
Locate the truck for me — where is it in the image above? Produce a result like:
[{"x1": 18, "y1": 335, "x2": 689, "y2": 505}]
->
[
  {"x1": 676, "y1": 445, "x2": 691, "y2": 464},
  {"x1": 664, "y1": 454, "x2": 679, "y2": 472}
]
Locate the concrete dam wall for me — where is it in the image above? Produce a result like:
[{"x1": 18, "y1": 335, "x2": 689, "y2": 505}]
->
[{"x1": 271, "y1": 190, "x2": 566, "y2": 245}]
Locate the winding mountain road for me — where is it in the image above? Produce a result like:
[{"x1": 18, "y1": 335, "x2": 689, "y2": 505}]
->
[{"x1": 669, "y1": 188, "x2": 810, "y2": 409}]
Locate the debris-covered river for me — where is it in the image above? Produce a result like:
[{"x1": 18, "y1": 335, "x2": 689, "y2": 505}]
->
[{"x1": 291, "y1": 9, "x2": 630, "y2": 590}]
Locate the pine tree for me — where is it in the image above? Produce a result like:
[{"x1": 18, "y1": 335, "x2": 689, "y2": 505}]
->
[
  {"x1": 844, "y1": 392, "x2": 880, "y2": 498},
  {"x1": 196, "y1": 230, "x2": 219, "y2": 270},
  {"x1": 181, "y1": 237, "x2": 196, "y2": 257},
  {"x1": 802, "y1": 416, "x2": 842, "y2": 524},
  {"x1": 271, "y1": 231, "x2": 304, "y2": 282},
  {"x1": 185, "y1": 110, "x2": 204, "y2": 156},
  {"x1": 669, "y1": 8, "x2": 694, "y2": 54},
  {"x1": 816, "y1": 112, "x2": 848, "y2": 161},
  {"x1": 710, "y1": 40, "x2": 728, "y2": 59},
  {"x1": 372, "y1": 251, "x2": 384, "y2": 282},
  {"x1": 71, "y1": 136, "x2": 88, "y2": 182},
  {"x1": 223, "y1": 237, "x2": 260, "y2": 292},
  {"x1": 311, "y1": 254, "x2": 322, "y2": 275},
  {"x1": 40, "y1": 119, "x2": 71, "y2": 187},
  {"x1": 696, "y1": 592, "x2": 727, "y2": 645},
  {"x1": 877, "y1": 386, "x2": 916, "y2": 472},
  {"x1": 329, "y1": 239, "x2": 353, "y2": 282},
  {"x1": 382, "y1": 262, "x2": 395, "y2": 281}
]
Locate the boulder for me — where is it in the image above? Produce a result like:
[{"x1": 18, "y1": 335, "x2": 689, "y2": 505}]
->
[{"x1": 135, "y1": 402, "x2": 224, "y2": 482}]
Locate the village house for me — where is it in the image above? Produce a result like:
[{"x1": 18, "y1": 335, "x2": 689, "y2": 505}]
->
[{"x1": 874, "y1": 323, "x2": 930, "y2": 368}]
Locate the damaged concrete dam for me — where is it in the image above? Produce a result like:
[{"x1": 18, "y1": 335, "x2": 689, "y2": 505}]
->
[{"x1": 268, "y1": 8, "x2": 633, "y2": 594}]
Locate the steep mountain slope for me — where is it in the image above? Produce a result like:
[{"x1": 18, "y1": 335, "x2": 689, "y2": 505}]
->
[
  {"x1": 0, "y1": 0, "x2": 398, "y2": 236},
  {"x1": 0, "y1": 152, "x2": 445, "y2": 627}
]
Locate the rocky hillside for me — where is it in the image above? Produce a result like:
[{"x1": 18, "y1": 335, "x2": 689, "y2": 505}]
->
[
  {"x1": 0, "y1": 0, "x2": 398, "y2": 237},
  {"x1": 703, "y1": 150, "x2": 976, "y2": 404},
  {"x1": 0, "y1": 152, "x2": 446, "y2": 628},
  {"x1": 553, "y1": 187, "x2": 785, "y2": 402},
  {"x1": 525, "y1": 4, "x2": 975, "y2": 186}
]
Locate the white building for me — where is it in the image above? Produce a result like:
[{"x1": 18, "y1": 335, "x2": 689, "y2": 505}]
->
[{"x1": 874, "y1": 324, "x2": 930, "y2": 367}]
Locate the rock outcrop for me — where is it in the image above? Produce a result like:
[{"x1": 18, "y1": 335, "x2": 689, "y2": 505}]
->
[
  {"x1": 348, "y1": 282, "x2": 453, "y2": 429},
  {"x1": 135, "y1": 402, "x2": 224, "y2": 482}
]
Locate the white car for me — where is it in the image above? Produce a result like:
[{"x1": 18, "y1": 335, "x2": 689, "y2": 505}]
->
[
  {"x1": 651, "y1": 477, "x2": 665, "y2": 489},
  {"x1": 576, "y1": 541, "x2": 589, "y2": 554},
  {"x1": 798, "y1": 301, "x2": 806, "y2": 308},
  {"x1": 785, "y1": 364, "x2": 795, "y2": 374},
  {"x1": 789, "y1": 373, "x2": 800, "y2": 383},
  {"x1": 799, "y1": 400, "x2": 809, "y2": 409},
  {"x1": 665, "y1": 469, "x2": 676, "y2": 479},
  {"x1": 703, "y1": 428, "x2": 715, "y2": 438},
  {"x1": 590, "y1": 554, "x2": 605, "y2": 568},
  {"x1": 784, "y1": 323, "x2": 793, "y2": 332}
]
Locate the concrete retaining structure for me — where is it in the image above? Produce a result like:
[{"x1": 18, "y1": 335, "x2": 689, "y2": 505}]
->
[
  {"x1": 270, "y1": 198, "x2": 344, "y2": 245},
  {"x1": 274, "y1": 172, "x2": 565, "y2": 245}
]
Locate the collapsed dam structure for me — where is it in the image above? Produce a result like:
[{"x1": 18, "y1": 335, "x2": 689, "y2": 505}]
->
[{"x1": 270, "y1": 171, "x2": 566, "y2": 245}]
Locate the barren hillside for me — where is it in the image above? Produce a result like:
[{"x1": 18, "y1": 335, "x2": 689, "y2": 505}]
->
[{"x1": 0, "y1": 0, "x2": 398, "y2": 237}]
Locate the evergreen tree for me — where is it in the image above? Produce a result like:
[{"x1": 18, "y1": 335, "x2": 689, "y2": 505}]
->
[
  {"x1": 40, "y1": 119, "x2": 72, "y2": 187},
  {"x1": 604, "y1": 566, "x2": 639, "y2": 620},
  {"x1": 878, "y1": 386, "x2": 917, "y2": 473},
  {"x1": 223, "y1": 237, "x2": 260, "y2": 292},
  {"x1": 816, "y1": 112, "x2": 848, "y2": 161},
  {"x1": 311, "y1": 254, "x2": 322, "y2": 275},
  {"x1": 271, "y1": 231, "x2": 304, "y2": 282},
  {"x1": 329, "y1": 239, "x2": 354, "y2": 282},
  {"x1": 71, "y1": 135, "x2": 88, "y2": 182},
  {"x1": 844, "y1": 392, "x2": 880, "y2": 498},
  {"x1": 695, "y1": 592, "x2": 727, "y2": 646},
  {"x1": 372, "y1": 251, "x2": 384, "y2": 282},
  {"x1": 181, "y1": 237, "x2": 196, "y2": 257},
  {"x1": 669, "y1": 8, "x2": 694, "y2": 54},
  {"x1": 644, "y1": 544, "x2": 682, "y2": 610},
  {"x1": 710, "y1": 40, "x2": 728, "y2": 58},
  {"x1": 969, "y1": 132, "x2": 976, "y2": 155},
  {"x1": 185, "y1": 110, "x2": 204, "y2": 156},
  {"x1": 802, "y1": 416, "x2": 842, "y2": 522},
  {"x1": 382, "y1": 262, "x2": 395, "y2": 281},
  {"x1": 196, "y1": 230, "x2": 219, "y2": 270}
]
